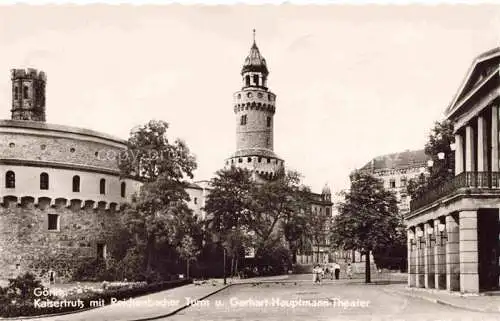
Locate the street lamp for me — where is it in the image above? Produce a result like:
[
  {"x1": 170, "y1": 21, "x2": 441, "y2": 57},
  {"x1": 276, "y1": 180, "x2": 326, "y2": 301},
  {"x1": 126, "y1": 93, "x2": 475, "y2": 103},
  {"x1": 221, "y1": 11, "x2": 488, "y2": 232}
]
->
[
  {"x1": 438, "y1": 223, "x2": 448, "y2": 245},
  {"x1": 427, "y1": 227, "x2": 435, "y2": 247},
  {"x1": 427, "y1": 159, "x2": 434, "y2": 168},
  {"x1": 437, "y1": 152, "x2": 445, "y2": 160},
  {"x1": 450, "y1": 143, "x2": 456, "y2": 151}
]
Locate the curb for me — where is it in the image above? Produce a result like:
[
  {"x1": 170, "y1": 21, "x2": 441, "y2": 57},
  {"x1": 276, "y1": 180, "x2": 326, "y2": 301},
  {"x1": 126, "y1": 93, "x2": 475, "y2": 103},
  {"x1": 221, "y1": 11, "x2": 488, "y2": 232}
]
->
[
  {"x1": 382, "y1": 287, "x2": 500, "y2": 314},
  {"x1": 131, "y1": 284, "x2": 233, "y2": 321}
]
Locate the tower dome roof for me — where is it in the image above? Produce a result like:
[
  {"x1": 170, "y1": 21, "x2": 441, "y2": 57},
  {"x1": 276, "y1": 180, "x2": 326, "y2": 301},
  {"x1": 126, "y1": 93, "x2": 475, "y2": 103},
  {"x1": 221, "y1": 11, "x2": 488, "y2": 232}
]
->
[
  {"x1": 241, "y1": 30, "x2": 269, "y2": 76},
  {"x1": 322, "y1": 183, "x2": 331, "y2": 195}
]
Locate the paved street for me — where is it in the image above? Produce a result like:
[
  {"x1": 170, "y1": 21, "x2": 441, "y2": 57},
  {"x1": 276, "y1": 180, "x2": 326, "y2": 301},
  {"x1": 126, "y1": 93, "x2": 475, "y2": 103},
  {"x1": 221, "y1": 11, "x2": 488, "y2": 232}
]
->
[{"x1": 166, "y1": 276, "x2": 500, "y2": 321}]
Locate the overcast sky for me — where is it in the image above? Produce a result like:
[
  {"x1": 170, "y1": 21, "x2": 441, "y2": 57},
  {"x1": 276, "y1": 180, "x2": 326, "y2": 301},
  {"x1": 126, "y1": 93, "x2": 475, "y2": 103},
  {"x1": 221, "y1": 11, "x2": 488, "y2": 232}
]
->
[{"x1": 0, "y1": 5, "x2": 499, "y2": 194}]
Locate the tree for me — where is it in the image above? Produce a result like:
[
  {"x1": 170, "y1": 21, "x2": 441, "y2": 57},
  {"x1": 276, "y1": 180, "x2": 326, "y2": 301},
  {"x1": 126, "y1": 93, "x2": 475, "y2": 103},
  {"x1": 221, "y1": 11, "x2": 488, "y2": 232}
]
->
[
  {"x1": 204, "y1": 166, "x2": 254, "y2": 276},
  {"x1": 248, "y1": 170, "x2": 310, "y2": 249},
  {"x1": 331, "y1": 171, "x2": 401, "y2": 283},
  {"x1": 308, "y1": 204, "x2": 332, "y2": 263},
  {"x1": 119, "y1": 120, "x2": 199, "y2": 279},
  {"x1": 177, "y1": 235, "x2": 200, "y2": 279},
  {"x1": 407, "y1": 120, "x2": 455, "y2": 199}
]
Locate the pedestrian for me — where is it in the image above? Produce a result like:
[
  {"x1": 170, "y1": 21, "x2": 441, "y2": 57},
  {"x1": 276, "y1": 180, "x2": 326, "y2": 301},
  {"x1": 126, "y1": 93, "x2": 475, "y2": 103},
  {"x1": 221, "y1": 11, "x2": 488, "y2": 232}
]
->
[
  {"x1": 312, "y1": 264, "x2": 317, "y2": 284},
  {"x1": 346, "y1": 263, "x2": 353, "y2": 279},
  {"x1": 317, "y1": 265, "x2": 323, "y2": 284},
  {"x1": 334, "y1": 262, "x2": 341, "y2": 280}
]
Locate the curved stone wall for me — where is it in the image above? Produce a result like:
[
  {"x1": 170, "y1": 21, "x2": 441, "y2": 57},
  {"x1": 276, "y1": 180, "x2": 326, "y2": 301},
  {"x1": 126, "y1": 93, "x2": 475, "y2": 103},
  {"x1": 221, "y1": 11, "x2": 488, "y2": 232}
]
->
[{"x1": 0, "y1": 120, "x2": 142, "y2": 208}]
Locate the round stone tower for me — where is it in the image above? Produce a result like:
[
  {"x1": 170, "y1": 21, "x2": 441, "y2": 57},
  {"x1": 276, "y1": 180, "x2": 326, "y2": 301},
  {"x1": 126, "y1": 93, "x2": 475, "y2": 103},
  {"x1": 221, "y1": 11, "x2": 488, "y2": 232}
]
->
[
  {"x1": 11, "y1": 68, "x2": 46, "y2": 122},
  {"x1": 226, "y1": 31, "x2": 284, "y2": 181}
]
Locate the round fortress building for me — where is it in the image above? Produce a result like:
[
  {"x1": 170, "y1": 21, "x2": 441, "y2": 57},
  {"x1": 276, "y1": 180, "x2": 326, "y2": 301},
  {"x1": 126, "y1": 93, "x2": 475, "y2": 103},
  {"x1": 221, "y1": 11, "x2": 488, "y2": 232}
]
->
[{"x1": 0, "y1": 68, "x2": 141, "y2": 282}]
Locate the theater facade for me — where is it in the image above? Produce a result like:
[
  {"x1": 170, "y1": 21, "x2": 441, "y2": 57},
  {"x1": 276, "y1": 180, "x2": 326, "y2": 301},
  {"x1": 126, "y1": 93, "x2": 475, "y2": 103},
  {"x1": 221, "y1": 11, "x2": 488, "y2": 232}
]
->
[{"x1": 406, "y1": 47, "x2": 500, "y2": 293}]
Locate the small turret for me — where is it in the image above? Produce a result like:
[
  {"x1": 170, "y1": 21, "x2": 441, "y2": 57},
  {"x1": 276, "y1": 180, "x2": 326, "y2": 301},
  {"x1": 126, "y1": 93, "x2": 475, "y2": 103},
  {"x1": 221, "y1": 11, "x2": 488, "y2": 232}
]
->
[
  {"x1": 322, "y1": 183, "x2": 332, "y2": 201},
  {"x1": 11, "y1": 68, "x2": 46, "y2": 122}
]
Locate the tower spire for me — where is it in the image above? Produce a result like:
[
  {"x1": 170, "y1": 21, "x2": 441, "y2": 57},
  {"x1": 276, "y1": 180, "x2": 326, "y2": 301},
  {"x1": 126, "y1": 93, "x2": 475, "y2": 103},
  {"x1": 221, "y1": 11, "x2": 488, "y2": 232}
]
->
[{"x1": 252, "y1": 29, "x2": 256, "y2": 44}]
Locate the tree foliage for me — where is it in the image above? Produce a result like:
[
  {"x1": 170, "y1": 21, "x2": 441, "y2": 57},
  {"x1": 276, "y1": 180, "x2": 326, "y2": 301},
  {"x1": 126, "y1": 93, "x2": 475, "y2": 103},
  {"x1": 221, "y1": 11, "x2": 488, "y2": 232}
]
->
[
  {"x1": 118, "y1": 120, "x2": 200, "y2": 280},
  {"x1": 407, "y1": 119, "x2": 455, "y2": 199},
  {"x1": 331, "y1": 171, "x2": 402, "y2": 282}
]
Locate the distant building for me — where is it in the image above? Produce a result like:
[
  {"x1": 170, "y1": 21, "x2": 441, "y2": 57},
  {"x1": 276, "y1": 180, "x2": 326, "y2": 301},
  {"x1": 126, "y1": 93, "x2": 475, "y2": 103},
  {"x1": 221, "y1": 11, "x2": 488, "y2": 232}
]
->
[{"x1": 358, "y1": 149, "x2": 429, "y2": 215}]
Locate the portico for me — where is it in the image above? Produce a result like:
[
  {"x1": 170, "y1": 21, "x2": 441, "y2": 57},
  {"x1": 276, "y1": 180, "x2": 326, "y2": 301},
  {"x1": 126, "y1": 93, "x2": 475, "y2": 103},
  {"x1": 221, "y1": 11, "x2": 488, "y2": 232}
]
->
[{"x1": 406, "y1": 47, "x2": 500, "y2": 293}]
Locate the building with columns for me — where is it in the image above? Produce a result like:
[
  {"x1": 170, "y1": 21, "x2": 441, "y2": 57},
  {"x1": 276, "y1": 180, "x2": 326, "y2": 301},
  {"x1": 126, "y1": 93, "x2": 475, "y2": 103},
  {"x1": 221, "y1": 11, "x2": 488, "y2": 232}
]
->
[{"x1": 406, "y1": 47, "x2": 500, "y2": 293}]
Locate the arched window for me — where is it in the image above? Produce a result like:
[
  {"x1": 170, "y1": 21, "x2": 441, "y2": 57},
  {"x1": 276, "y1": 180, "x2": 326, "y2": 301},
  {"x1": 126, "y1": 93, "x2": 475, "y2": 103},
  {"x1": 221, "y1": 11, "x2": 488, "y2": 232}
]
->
[
  {"x1": 100, "y1": 179, "x2": 106, "y2": 195},
  {"x1": 23, "y1": 86, "x2": 29, "y2": 99},
  {"x1": 121, "y1": 182, "x2": 126, "y2": 198},
  {"x1": 245, "y1": 75, "x2": 250, "y2": 86},
  {"x1": 14, "y1": 86, "x2": 19, "y2": 100},
  {"x1": 72, "y1": 175, "x2": 80, "y2": 192},
  {"x1": 253, "y1": 74, "x2": 259, "y2": 86},
  {"x1": 5, "y1": 171, "x2": 15, "y2": 188},
  {"x1": 40, "y1": 172, "x2": 49, "y2": 190}
]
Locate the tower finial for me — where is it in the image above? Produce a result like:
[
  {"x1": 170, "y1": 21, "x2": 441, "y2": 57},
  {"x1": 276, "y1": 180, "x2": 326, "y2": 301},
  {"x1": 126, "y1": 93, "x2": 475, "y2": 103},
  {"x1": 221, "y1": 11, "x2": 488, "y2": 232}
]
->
[{"x1": 252, "y1": 29, "x2": 256, "y2": 44}]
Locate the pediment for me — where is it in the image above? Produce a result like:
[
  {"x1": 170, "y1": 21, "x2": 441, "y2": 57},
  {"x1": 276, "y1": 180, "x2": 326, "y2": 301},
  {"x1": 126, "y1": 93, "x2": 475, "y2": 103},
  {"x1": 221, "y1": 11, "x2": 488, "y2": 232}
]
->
[{"x1": 446, "y1": 47, "x2": 500, "y2": 115}]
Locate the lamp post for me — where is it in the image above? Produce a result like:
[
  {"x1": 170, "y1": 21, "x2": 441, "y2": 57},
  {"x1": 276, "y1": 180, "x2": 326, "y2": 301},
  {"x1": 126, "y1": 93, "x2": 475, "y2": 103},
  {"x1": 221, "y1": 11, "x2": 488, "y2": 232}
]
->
[{"x1": 223, "y1": 246, "x2": 227, "y2": 285}]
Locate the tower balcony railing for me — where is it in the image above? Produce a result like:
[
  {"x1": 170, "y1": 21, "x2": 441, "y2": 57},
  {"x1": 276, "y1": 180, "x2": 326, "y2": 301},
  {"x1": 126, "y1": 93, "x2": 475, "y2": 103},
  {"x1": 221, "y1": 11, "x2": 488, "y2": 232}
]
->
[{"x1": 409, "y1": 171, "x2": 500, "y2": 212}]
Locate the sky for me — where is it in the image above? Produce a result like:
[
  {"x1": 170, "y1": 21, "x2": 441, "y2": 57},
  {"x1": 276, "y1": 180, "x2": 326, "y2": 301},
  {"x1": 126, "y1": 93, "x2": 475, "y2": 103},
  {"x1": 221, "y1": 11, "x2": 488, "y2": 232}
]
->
[{"x1": 0, "y1": 5, "x2": 499, "y2": 194}]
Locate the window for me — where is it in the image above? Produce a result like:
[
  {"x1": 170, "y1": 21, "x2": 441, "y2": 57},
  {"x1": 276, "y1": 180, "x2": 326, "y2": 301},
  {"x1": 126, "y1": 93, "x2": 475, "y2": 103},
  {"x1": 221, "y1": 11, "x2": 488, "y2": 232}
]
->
[
  {"x1": 72, "y1": 175, "x2": 80, "y2": 192},
  {"x1": 247, "y1": 157, "x2": 252, "y2": 163},
  {"x1": 258, "y1": 157, "x2": 262, "y2": 163},
  {"x1": 267, "y1": 117, "x2": 271, "y2": 127},
  {"x1": 99, "y1": 179, "x2": 106, "y2": 195},
  {"x1": 14, "y1": 87, "x2": 19, "y2": 100},
  {"x1": 240, "y1": 115, "x2": 247, "y2": 125},
  {"x1": 5, "y1": 171, "x2": 15, "y2": 188},
  {"x1": 48, "y1": 214, "x2": 59, "y2": 231},
  {"x1": 23, "y1": 86, "x2": 28, "y2": 99},
  {"x1": 326, "y1": 208, "x2": 331, "y2": 216},
  {"x1": 120, "y1": 182, "x2": 126, "y2": 198},
  {"x1": 389, "y1": 179, "x2": 396, "y2": 189},
  {"x1": 97, "y1": 243, "x2": 106, "y2": 259},
  {"x1": 238, "y1": 158, "x2": 242, "y2": 163},
  {"x1": 267, "y1": 158, "x2": 270, "y2": 163},
  {"x1": 253, "y1": 74, "x2": 259, "y2": 86},
  {"x1": 194, "y1": 197, "x2": 198, "y2": 205},
  {"x1": 245, "y1": 75, "x2": 250, "y2": 86},
  {"x1": 400, "y1": 177, "x2": 407, "y2": 187},
  {"x1": 40, "y1": 172, "x2": 49, "y2": 190}
]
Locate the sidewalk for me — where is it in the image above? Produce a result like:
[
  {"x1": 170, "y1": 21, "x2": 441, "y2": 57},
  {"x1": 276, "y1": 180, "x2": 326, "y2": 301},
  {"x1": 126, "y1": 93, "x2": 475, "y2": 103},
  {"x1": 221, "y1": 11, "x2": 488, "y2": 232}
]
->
[
  {"x1": 21, "y1": 282, "x2": 229, "y2": 321},
  {"x1": 383, "y1": 283, "x2": 500, "y2": 313},
  {"x1": 7, "y1": 275, "x2": 291, "y2": 321}
]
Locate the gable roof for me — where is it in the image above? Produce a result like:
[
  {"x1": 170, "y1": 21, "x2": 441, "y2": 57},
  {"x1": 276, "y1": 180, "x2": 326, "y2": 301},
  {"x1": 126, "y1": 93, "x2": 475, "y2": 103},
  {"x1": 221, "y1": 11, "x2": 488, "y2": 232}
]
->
[
  {"x1": 445, "y1": 47, "x2": 500, "y2": 116},
  {"x1": 360, "y1": 149, "x2": 427, "y2": 172}
]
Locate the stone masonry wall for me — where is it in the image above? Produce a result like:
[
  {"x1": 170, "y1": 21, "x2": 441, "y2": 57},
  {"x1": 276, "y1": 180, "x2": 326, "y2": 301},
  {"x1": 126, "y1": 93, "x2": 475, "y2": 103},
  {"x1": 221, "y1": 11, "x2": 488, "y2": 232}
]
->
[{"x1": 0, "y1": 202, "x2": 124, "y2": 283}]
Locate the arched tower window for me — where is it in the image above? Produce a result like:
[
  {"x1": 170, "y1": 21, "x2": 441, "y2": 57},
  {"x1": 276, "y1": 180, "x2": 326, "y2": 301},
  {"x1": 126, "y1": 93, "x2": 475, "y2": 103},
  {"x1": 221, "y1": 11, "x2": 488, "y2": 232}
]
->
[
  {"x1": 267, "y1": 116, "x2": 271, "y2": 127},
  {"x1": 72, "y1": 175, "x2": 80, "y2": 192},
  {"x1": 245, "y1": 75, "x2": 250, "y2": 87},
  {"x1": 14, "y1": 86, "x2": 19, "y2": 100},
  {"x1": 5, "y1": 171, "x2": 15, "y2": 188},
  {"x1": 253, "y1": 74, "x2": 259, "y2": 86},
  {"x1": 23, "y1": 86, "x2": 29, "y2": 99},
  {"x1": 100, "y1": 178, "x2": 106, "y2": 195},
  {"x1": 40, "y1": 172, "x2": 49, "y2": 190},
  {"x1": 121, "y1": 182, "x2": 126, "y2": 198}
]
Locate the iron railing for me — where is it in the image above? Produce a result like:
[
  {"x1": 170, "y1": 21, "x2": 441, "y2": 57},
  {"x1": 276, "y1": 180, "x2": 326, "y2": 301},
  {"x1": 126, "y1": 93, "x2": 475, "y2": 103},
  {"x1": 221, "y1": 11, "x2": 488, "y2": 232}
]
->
[{"x1": 410, "y1": 171, "x2": 500, "y2": 212}]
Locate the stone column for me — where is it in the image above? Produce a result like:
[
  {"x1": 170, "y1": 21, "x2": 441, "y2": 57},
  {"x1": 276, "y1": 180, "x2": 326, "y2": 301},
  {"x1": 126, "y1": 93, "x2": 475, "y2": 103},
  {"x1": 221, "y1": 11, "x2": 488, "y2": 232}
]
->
[
  {"x1": 408, "y1": 228, "x2": 416, "y2": 287},
  {"x1": 415, "y1": 225, "x2": 425, "y2": 288},
  {"x1": 491, "y1": 105, "x2": 499, "y2": 172},
  {"x1": 446, "y1": 214, "x2": 460, "y2": 291},
  {"x1": 434, "y1": 218, "x2": 446, "y2": 289},
  {"x1": 465, "y1": 124, "x2": 475, "y2": 172},
  {"x1": 459, "y1": 210, "x2": 479, "y2": 293},
  {"x1": 424, "y1": 222, "x2": 435, "y2": 288},
  {"x1": 477, "y1": 116, "x2": 488, "y2": 175},
  {"x1": 455, "y1": 133, "x2": 464, "y2": 175}
]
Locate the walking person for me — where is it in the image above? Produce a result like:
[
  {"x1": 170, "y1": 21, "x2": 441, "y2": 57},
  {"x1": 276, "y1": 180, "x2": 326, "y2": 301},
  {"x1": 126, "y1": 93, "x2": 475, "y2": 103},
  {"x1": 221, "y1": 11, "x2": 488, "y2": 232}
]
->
[
  {"x1": 346, "y1": 263, "x2": 353, "y2": 279},
  {"x1": 334, "y1": 262, "x2": 341, "y2": 280},
  {"x1": 312, "y1": 264, "x2": 318, "y2": 284}
]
